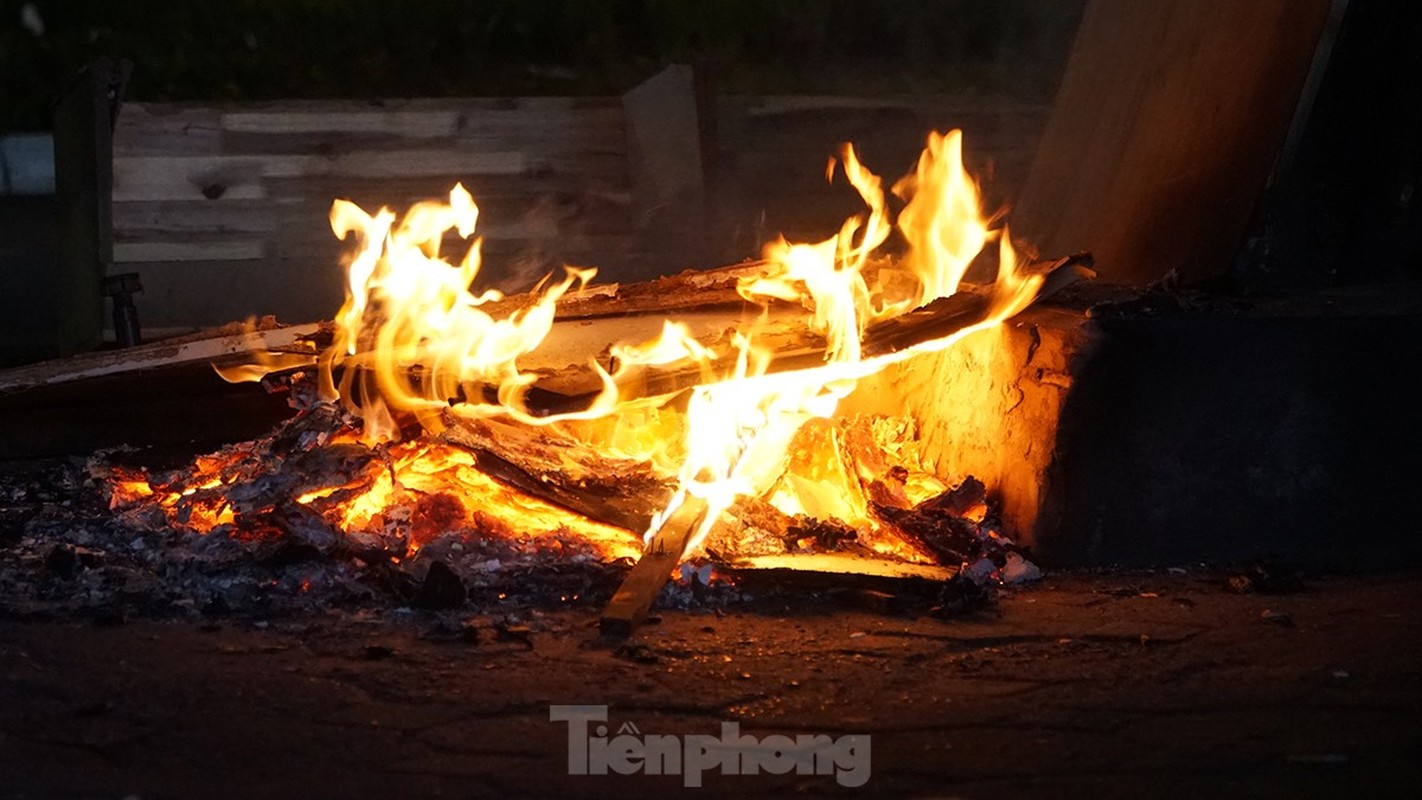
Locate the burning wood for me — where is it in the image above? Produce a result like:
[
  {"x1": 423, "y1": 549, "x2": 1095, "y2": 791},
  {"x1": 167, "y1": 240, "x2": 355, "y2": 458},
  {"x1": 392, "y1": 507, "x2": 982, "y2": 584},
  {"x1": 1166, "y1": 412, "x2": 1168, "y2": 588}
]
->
[
  {"x1": 601, "y1": 495, "x2": 708, "y2": 636},
  {"x1": 94, "y1": 128, "x2": 1083, "y2": 626},
  {"x1": 437, "y1": 416, "x2": 676, "y2": 533}
]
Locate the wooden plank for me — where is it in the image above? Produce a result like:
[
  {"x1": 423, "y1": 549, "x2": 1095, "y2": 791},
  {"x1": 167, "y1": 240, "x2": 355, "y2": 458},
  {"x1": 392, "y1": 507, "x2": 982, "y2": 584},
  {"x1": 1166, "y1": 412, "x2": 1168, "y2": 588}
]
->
[
  {"x1": 483, "y1": 255, "x2": 1092, "y2": 408},
  {"x1": 113, "y1": 155, "x2": 268, "y2": 202},
  {"x1": 113, "y1": 104, "x2": 223, "y2": 157},
  {"x1": 217, "y1": 127, "x2": 627, "y2": 161},
  {"x1": 111, "y1": 200, "x2": 284, "y2": 237},
  {"x1": 0, "y1": 323, "x2": 323, "y2": 394},
  {"x1": 1011, "y1": 0, "x2": 1333, "y2": 285},
  {"x1": 112, "y1": 196, "x2": 632, "y2": 266},
  {"x1": 221, "y1": 110, "x2": 462, "y2": 137},
  {"x1": 113, "y1": 150, "x2": 532, "y2": 202},
  {"x1": 600, "y1": 496, "x2": 708, "y2": 638},
  {"x1": 261, "y1": 169, "x2": 631, "y2": 214},
  {"x1": 264, "y1": 150, "x2": 527, "y2": 179},
  {"x1": 113, "y1": 240, "x2": 266, "y2": 263},
  {"x1": 114, "y1": 101, "x2": 626, "y2": 157}
]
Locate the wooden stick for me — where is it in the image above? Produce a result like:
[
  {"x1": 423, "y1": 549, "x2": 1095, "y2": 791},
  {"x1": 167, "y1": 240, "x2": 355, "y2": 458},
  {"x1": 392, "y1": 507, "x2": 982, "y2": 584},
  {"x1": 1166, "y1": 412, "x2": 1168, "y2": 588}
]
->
[
  {"x1": 0, "y1": 322, "x2": 325, "y2": 394},
  {"x1": 600, "y1": 495, "x2": 708, "y2": 638}
]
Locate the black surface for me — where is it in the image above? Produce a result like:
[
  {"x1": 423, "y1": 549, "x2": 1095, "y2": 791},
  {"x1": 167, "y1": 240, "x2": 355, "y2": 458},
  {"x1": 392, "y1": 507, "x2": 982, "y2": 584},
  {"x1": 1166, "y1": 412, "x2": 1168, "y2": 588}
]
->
[{"x1": 1043, "y1": 288, "x2": 1422, "y2": 569}]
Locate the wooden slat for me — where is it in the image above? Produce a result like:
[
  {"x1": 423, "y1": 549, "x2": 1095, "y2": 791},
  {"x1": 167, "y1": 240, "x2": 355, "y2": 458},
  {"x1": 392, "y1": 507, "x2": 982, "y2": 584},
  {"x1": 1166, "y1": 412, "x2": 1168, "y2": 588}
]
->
[
  {"x1": 1011, "y1": 0, "x2": 1332, "y2": 285},
  {"x1": 113, "y1": 240, "x2": 266, "y2": 263},
  {"x1": 0, "y1": 323, "x2": 322, "y2": 393},
  {"x1": 113, "y1": 155, "x2": 269, "y2": 202},
  {"x1": 111, "y1": 200, "x2": 284, "y2": 237},
  {"x1": 112, "y1": 105, "x2": 223, "y2": 157},
  {"x1": 113, "y1": 150, "x2": 532, "y2": 202},
  {"x1": 221, "y1": 109, "x2": 462, "y2": 137}
]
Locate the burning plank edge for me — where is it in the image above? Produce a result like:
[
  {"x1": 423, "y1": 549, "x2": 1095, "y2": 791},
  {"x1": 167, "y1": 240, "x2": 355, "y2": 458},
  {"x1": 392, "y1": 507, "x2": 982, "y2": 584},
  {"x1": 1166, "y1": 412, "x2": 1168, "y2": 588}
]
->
[
  {"x1": 600, "y1": 495, "x2": 709, "y2": 638},
  {"x1": 0, "y1": 322, "x2": 326, "y2": 394},
  {"x1": 476, "y1": 260, "x2": 774, "y2": 321},
  {"x1": 475, "y1": 253, "x2": 1098, "y2": 414}
]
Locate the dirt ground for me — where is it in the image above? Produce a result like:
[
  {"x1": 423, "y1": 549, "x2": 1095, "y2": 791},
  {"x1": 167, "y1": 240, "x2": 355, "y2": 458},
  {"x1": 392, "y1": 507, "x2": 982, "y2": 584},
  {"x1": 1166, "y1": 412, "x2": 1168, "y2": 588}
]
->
[{"x1": 1, "y1": 570, "x2": 1419, "y2": 799}]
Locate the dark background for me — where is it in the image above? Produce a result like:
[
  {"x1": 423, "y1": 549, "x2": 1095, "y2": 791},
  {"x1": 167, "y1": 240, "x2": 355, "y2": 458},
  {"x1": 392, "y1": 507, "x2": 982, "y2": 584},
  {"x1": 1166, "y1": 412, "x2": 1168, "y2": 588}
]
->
[
  {"x1": 0, "y1": 0, "x2": 1082, "y2": 132},
  {"x1": 0, "y1": 0, "x2": 1418, "y2": 363}
]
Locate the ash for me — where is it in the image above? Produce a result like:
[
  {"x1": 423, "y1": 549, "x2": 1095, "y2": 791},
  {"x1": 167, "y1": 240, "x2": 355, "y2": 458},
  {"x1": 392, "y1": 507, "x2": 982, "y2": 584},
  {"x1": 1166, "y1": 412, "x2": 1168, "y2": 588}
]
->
[
  {"x1": 0, "y1": 456, "x2": 643, "y2": 623},
  {"x1": 0, "y1": 379, "x2": 1038, "y2": 624}
]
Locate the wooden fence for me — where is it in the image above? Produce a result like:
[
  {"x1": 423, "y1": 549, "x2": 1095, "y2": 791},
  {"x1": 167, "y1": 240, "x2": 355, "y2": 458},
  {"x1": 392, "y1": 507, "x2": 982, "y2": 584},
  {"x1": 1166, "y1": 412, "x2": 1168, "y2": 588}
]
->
[{"x1": 109, "y1": 75, "x2": 1049, "y2": 329}]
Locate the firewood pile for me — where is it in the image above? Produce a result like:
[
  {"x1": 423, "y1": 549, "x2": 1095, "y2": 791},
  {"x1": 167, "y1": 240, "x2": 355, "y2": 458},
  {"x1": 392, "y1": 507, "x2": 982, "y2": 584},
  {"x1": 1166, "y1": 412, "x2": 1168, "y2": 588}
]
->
[{"x1": 0, "y1": 356, "x2": 1039, "y2": 625}]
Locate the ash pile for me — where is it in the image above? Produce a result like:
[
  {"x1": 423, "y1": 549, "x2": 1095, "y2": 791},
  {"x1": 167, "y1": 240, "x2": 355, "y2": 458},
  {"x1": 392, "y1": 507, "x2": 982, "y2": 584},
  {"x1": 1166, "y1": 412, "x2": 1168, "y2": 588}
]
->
[{"x1": 0, "y1": 376, "x2": 1041, "y2": 624}]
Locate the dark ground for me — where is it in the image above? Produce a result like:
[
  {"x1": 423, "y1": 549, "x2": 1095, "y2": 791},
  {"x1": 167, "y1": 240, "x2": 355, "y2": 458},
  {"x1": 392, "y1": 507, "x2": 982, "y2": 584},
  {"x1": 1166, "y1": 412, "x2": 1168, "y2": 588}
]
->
[{"x1": 1, "y1": 569, "x2": 1419, "y2": 798}]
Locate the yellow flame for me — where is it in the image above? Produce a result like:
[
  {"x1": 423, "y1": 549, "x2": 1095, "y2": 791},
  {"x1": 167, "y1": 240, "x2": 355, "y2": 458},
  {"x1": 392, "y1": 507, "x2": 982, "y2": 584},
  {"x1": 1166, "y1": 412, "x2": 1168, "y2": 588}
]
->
[
  {"x1": 214, "y1": 352, "x2": 318, "y2": 384},
  {"x1": 222, "y1": 130, "x2": 1047, "y2": 560},
  {"x1": 650, "y1": 132, "x2": 1043, "y2": 553},
  {"x1": 895, "y1": 129, "x2": 992, "y2": 307},
  {"x1": 319, "y1": 184, "x2": 601, "y2": 442}
]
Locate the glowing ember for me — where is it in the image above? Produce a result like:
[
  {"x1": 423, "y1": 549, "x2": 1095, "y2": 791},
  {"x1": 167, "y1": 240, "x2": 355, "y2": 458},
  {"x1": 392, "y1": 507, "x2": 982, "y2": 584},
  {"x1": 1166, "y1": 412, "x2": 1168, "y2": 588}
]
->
[{"x1": 104, "y1": 421, "x2": 643, "y2": 563}]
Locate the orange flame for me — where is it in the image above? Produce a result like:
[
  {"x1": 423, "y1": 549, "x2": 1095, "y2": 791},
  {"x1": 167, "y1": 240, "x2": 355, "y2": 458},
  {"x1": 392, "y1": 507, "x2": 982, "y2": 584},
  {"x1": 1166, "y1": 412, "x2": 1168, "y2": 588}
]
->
[
  {"x1": 655, "y1": 133, "x2": 1043, "y2": 553},
  {"x1": 225, "y1": 130, "x2": 1047, "y2": 560}
]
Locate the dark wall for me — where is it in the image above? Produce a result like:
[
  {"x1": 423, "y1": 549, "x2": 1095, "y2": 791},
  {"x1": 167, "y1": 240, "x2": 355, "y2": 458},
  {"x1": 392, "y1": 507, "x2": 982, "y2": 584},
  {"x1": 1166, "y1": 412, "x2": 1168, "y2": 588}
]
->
[
  {"x1": 1047, "y1": 292, "x2": 1422, "y2": 569},
  {"x1": 1236, "y1": 0, "x2": 1422, "y2": 289}
]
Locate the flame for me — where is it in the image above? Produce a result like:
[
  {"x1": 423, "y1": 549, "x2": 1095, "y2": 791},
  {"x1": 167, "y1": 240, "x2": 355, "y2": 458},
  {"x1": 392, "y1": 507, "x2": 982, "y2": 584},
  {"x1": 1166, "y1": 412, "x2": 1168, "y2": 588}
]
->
[
  {"x1": 653, "y1": 133, "x2": 1043, "y2": 553},
  {"x1": 113, "y1": 437, "x2": 641, "y2": 561},
  {"x1": 319, "y1": 184, "x2": 601, "y2": 442},
  {"x1": 212, "y1": 130, "x2": 1047, "y2": 564},
  {"x1": 214, "y1": 352, "x2": 317, "y2": 384},
  {"x1": 895, "y1": 129, "x2": 994, "y2": 307},
  {"x1": 334, "y1": 441, "x2": 641, "y2": 558}
]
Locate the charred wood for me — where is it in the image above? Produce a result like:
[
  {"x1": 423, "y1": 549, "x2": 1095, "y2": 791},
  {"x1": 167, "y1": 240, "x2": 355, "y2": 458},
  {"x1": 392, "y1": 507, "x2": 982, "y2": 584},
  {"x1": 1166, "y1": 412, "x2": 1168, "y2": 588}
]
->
[
  {"x1": 497, "y1": 254, "x2": 1093, "y2": 413},
  {"x1": 437, "y1": 416, "x2": 675, "y2": 533}
]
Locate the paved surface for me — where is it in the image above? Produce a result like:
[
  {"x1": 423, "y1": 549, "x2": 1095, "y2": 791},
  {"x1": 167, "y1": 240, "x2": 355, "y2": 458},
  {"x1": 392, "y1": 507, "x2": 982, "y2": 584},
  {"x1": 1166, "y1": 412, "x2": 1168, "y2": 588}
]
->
[{"x1": 1, "y1": 570, "x2": 1419, "y2": 798}]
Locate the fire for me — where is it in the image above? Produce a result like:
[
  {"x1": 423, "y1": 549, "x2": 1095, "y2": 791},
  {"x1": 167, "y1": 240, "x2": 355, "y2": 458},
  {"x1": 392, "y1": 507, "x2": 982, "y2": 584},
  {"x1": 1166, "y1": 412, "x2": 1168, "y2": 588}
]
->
[
  {"x1": 318, "y1": 184, "x2": 604, "y2": 441},
  {"x1": 895, "y1": 129, "x2": 996, "y2": 308},
  {"x1": 106, "y1": 433, "x2": 642, "y2": 562},
  {"x1": 325, "y1": 440, "x2": 642, "y2": 559},
  {"x1": 650, "y1": 131, "x2": 1042, "y2": 554},
  {"x1": 175, "y1": 129, "x2": 1046, "y2": 568}
]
